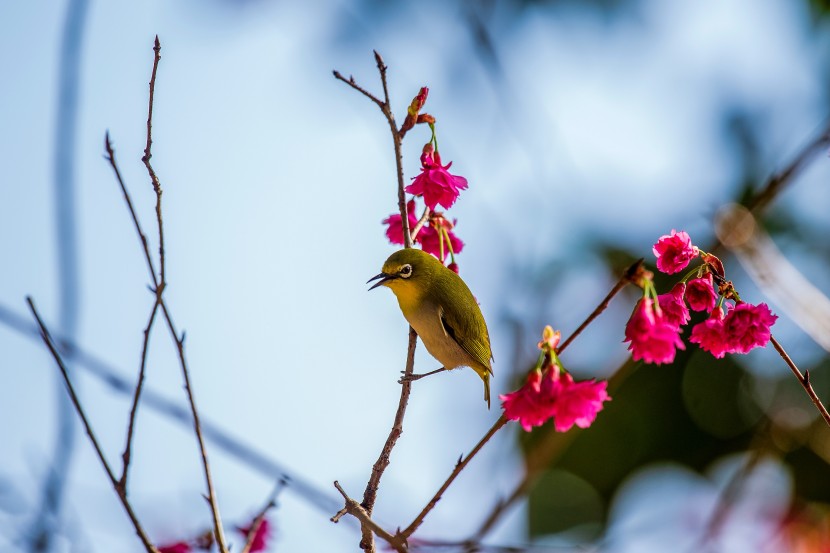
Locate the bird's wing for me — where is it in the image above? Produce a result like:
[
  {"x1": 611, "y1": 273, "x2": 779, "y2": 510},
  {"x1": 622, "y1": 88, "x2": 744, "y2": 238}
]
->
[{"x1": 439, "y1": 306, "x2": 493, "y2": 374}]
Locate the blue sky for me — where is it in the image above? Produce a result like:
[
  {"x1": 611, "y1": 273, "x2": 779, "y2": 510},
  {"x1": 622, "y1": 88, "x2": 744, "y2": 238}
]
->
[{"x1": 2, "y1": 0, "x2": 829, "y2": 551}]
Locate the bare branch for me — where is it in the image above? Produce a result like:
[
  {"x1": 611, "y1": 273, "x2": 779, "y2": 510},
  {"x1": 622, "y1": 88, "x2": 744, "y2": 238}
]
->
[
  {"x1": 770, "y1": 335, "x2": 830, "y2": 427},
  {"x1": 142, "y1": 35, "x2": 166, "y2": 285},
  {"x1": 557, "y1": 258, "x2": 643, "y2": 355},
  {"x1": 104, "y1": 37, "x2": 229, "y2": 552},
  {"x1": 104, "y1": 133, "x2": 159, "y2": 285},
  {"x1": 334, "y1": 53, "x2": 412, "y2": 249},
  {"x1": 27, "y1": 297, "x2": 160, "y2": 553},
  {"x1": 118, "y1": 288, "x2": 163, "y2": 491},
  {"x1": 409, "y1": 207, "x2": 431, "y2": 243},
  {"x1": 401, "y1": 416, "x2": 508, "y2": 540},
  {"x1": 332, "y1": 482, "x2": 405, "y2": 553}
]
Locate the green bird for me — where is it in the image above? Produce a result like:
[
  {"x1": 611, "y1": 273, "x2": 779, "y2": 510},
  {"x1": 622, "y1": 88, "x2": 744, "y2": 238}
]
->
[{"x1": 368, "y1": 248, "x2": 494, "y2": 407}]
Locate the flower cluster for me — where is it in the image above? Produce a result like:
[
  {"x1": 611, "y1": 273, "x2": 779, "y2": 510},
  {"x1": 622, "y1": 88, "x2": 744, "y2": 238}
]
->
[
  {"x1": 500, "y1": 326, "x2": 611, "y2": 432},
  {"x1": 381, "y1": 88, "x2": 468, "y2": 269},
  {"x1": 624, "y1": 230, "x2": 777, "y2": 364}
]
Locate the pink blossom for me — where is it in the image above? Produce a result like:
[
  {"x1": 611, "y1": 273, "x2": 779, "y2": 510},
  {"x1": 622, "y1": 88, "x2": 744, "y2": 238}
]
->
[
  {"x1": 550, "y1": 373, "x2": 610, "y2": 432},
  {"x1": 499, "y1": 369, "x2": 552, "y2": 431},
  {"x1": 653, "y1": 230, "x2": 698, "y2": 274},
  {"x1": 236, "y1": 518, "x2": 272, "y2": 553},
  {"x1": 686, "y1": 274, "x2": 718, "y2": 312},
  {"x1": 448, "y1": 262, "x2": 459, "y2": 273},
  {"x1": 689, "y1": 307, "x2": 730, "y2": 358},
  {"x1": 624, "y1": 298, "x2": 686, "y2": 364},
  {"x1": 382, "y1": 200, "x2": 418, "y2": 246},
  {"x1": 418, "y1": 218, "x2": 464, "y2": 260},
  {"x1": 657, "y1": 283, "x2": 690, "y2": 329},
  {"x1": 405, "y1": 145, "x2": 468, "y2": 210},
  {"x1": 723, "y1": 302, "x2": 777, "y2": 354},
  {"x1": 158, "y1": 543, "x2": 191, "y2": 553}
]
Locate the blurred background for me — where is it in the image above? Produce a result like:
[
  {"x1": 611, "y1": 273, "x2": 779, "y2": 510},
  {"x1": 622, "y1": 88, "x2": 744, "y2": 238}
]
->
[{"x1": 2, "y1": 0, "x2": 830, "y2": 551}]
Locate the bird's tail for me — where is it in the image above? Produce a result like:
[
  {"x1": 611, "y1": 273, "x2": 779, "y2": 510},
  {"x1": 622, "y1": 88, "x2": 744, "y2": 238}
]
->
[{"x1": 483, "y1": 372, "x2": 491, "y2": 409}]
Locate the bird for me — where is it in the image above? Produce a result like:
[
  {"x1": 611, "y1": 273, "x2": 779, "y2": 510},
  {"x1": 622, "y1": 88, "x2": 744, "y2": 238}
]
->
[{"x1": 368, "y1": 248, "x2": 494, "y2": 407}]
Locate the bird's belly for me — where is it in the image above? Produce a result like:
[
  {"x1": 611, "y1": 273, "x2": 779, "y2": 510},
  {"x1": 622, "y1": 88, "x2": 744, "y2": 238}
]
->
[{"x1": 404, "y1": 305, "x2": 471, "y2": 370}]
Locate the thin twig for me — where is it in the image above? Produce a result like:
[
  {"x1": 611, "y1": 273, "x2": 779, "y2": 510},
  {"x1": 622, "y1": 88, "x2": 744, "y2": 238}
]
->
[
  {"x1": 160, "y1": 301, "x2": 229, "y2": 552},
  {"x1": 401, "y1": 416, "x2": 508, "y2": 540},
  {"x1": 239, "y1": 478, "x2": 288, "y2": 553},
  {"x1": 769, "y1": 335, "x2": 830, "y2": 427},
  {"x1": 104, "y1": 133, "x2": 158, "y2": 285},
  {"x1": 104, "y1": 37, "x2": 229, "y2": 552},
  {"x1": 335, "y1": 52, "x2": 419, "y2": 553},
  {"x1": 27, "y1": 297, "x2": 160, "y2": 553},
  {"x1": 334, "y1": 52, "x2": 412, "y2": 249},
  {"x1": 118, "y1": 290, "x2": 163, "y2": 490},
  {"x1": 0, "y1": 301, "x2": 343, "y2": 516},
  {"x1": 557, "y1": 258, "x2": 643, "y2": 355},
  {"x1": 410, "y1": 207, "x2": 431, "y2": 243},
  {"x1": 332, "y1": 482, "x2": 405, "y2": 553},
  {"x1": 142, "y1": 35, "x2": 166, "y2": 285},
  {"x1": 117, "y1": 37, "x2": 168, "y2": 491},
  {"x1": 332, "y1": 71, "x2": 385, "y2": 110}
]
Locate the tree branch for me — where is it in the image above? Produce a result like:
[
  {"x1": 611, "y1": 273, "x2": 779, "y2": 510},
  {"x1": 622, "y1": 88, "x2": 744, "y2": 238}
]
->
[
  {"x1": 400, "y1": 416, "x2": 508, "y2": 540},
  {"x1": 27, "y1": 297, "x2": 160, "y2": 553},
  {"x1": 332, "y1": 482, "x2": 405, "y2": 553},
  {"x1": 769, "y1": 335, "x2": 830, "y2": 427}
]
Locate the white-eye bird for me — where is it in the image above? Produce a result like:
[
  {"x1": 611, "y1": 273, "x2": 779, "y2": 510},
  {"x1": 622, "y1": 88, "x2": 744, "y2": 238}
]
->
[{"x1": 368, "y1": 248, "x2": 494, "y2": 407}]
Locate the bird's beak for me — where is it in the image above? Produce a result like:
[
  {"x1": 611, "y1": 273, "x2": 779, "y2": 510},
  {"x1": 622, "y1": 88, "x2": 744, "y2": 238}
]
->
[{"x1": 367, "y1": 272, "x2": 394, "y2": 291}]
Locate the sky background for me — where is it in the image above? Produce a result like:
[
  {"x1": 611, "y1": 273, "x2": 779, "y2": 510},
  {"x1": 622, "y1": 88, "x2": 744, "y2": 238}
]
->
[{"x1": 2, "y1": 0, "x2": 830, "y2": 551}]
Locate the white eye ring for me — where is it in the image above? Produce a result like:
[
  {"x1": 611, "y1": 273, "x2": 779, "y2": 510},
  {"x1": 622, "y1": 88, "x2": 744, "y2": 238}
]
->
[{"x1": 400, "y1": 264, "x2": 413, "y2": 278}]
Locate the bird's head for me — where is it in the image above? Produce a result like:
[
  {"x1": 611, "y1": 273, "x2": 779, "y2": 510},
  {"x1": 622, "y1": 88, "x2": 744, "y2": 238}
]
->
[{"x1": 367, "y1": 249, "x2": 441, "y2": 299}]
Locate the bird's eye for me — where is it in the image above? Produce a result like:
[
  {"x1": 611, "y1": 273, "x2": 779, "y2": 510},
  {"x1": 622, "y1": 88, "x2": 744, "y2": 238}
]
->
[{"x1": 400, "y1": 264, "x2": 413, "y2": 278}]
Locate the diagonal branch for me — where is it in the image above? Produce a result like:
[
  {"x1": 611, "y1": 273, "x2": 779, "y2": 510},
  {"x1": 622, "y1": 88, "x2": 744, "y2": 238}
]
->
[
  {"x1": 400, "y1": 416, "x2": 508, "y2": 540},
  {"x1": 557, "y1": 258, "x2": 644, "y2": 355},
  {"x1": 27, "y1": 297, "x2": 160, "y2": 553},
  {"x1": 332, "y1": 482, "x2": 405, "y2": 553},
  {"x1": 118, "y1": 291, "x2": 162, "y2": 491},
  {"x1": 770, "y1": 335, "x2": 830, "y2": 427}
]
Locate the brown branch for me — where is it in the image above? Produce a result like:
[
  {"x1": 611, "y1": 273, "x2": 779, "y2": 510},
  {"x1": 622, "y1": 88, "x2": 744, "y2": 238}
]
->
[
  {"x1": 410, "y1": 207, "x2": 431, "y2": 243},
  {"x1": 239, "y1": 478, "x2": 287, "y2": 553},
  {"x1": 334, "y1": 52, "x2": 420, "y2": 552},
  {"x1": 142, "y1": 35, "x2": 166, "y2": 285},
  {"x1": 104, "y1": 133, "x2": 158, "y2": 285},
  {"x1": 27, "y1": 297, "x2": 160, "y2": 553},
  {"x1": 357, "y1": 327, "x2": 418, "y2": 552},
  {"x1": 769, "y1": 335, "x2": 830, "y2": 427},
  {"x1": 118, "y1": 289, "x2": 163, "y2": 491},
  {"x1": 746, "y1": 118, "x2": 830, "y2": 214},
  {"x1": 557, "y1": 258, "x2": 643, "y2": 355},
  {"x1": 400, "y1": 416, "x2": 508, "y2": 540},
  {"x1": 160, "y1": 301, "x2": 229, "y2": 552},
  {"x1": 332, "y1": 71, "x2": 385, "y2": 110},
  {"x1": 334, "y1": 52, "x2": 412, "y2": 249},
  {"x1": 332, "y1": 482, "x2": 406, "y2": 553},
  {"x1": 104, "y1": 37, "x2": 229, "y2": 552}
]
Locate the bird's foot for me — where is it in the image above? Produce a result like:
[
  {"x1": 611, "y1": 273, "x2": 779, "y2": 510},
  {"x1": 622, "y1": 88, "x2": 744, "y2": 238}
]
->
[{"x1": 398, "y1": 367, "x2": 447, "y2": 384}]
